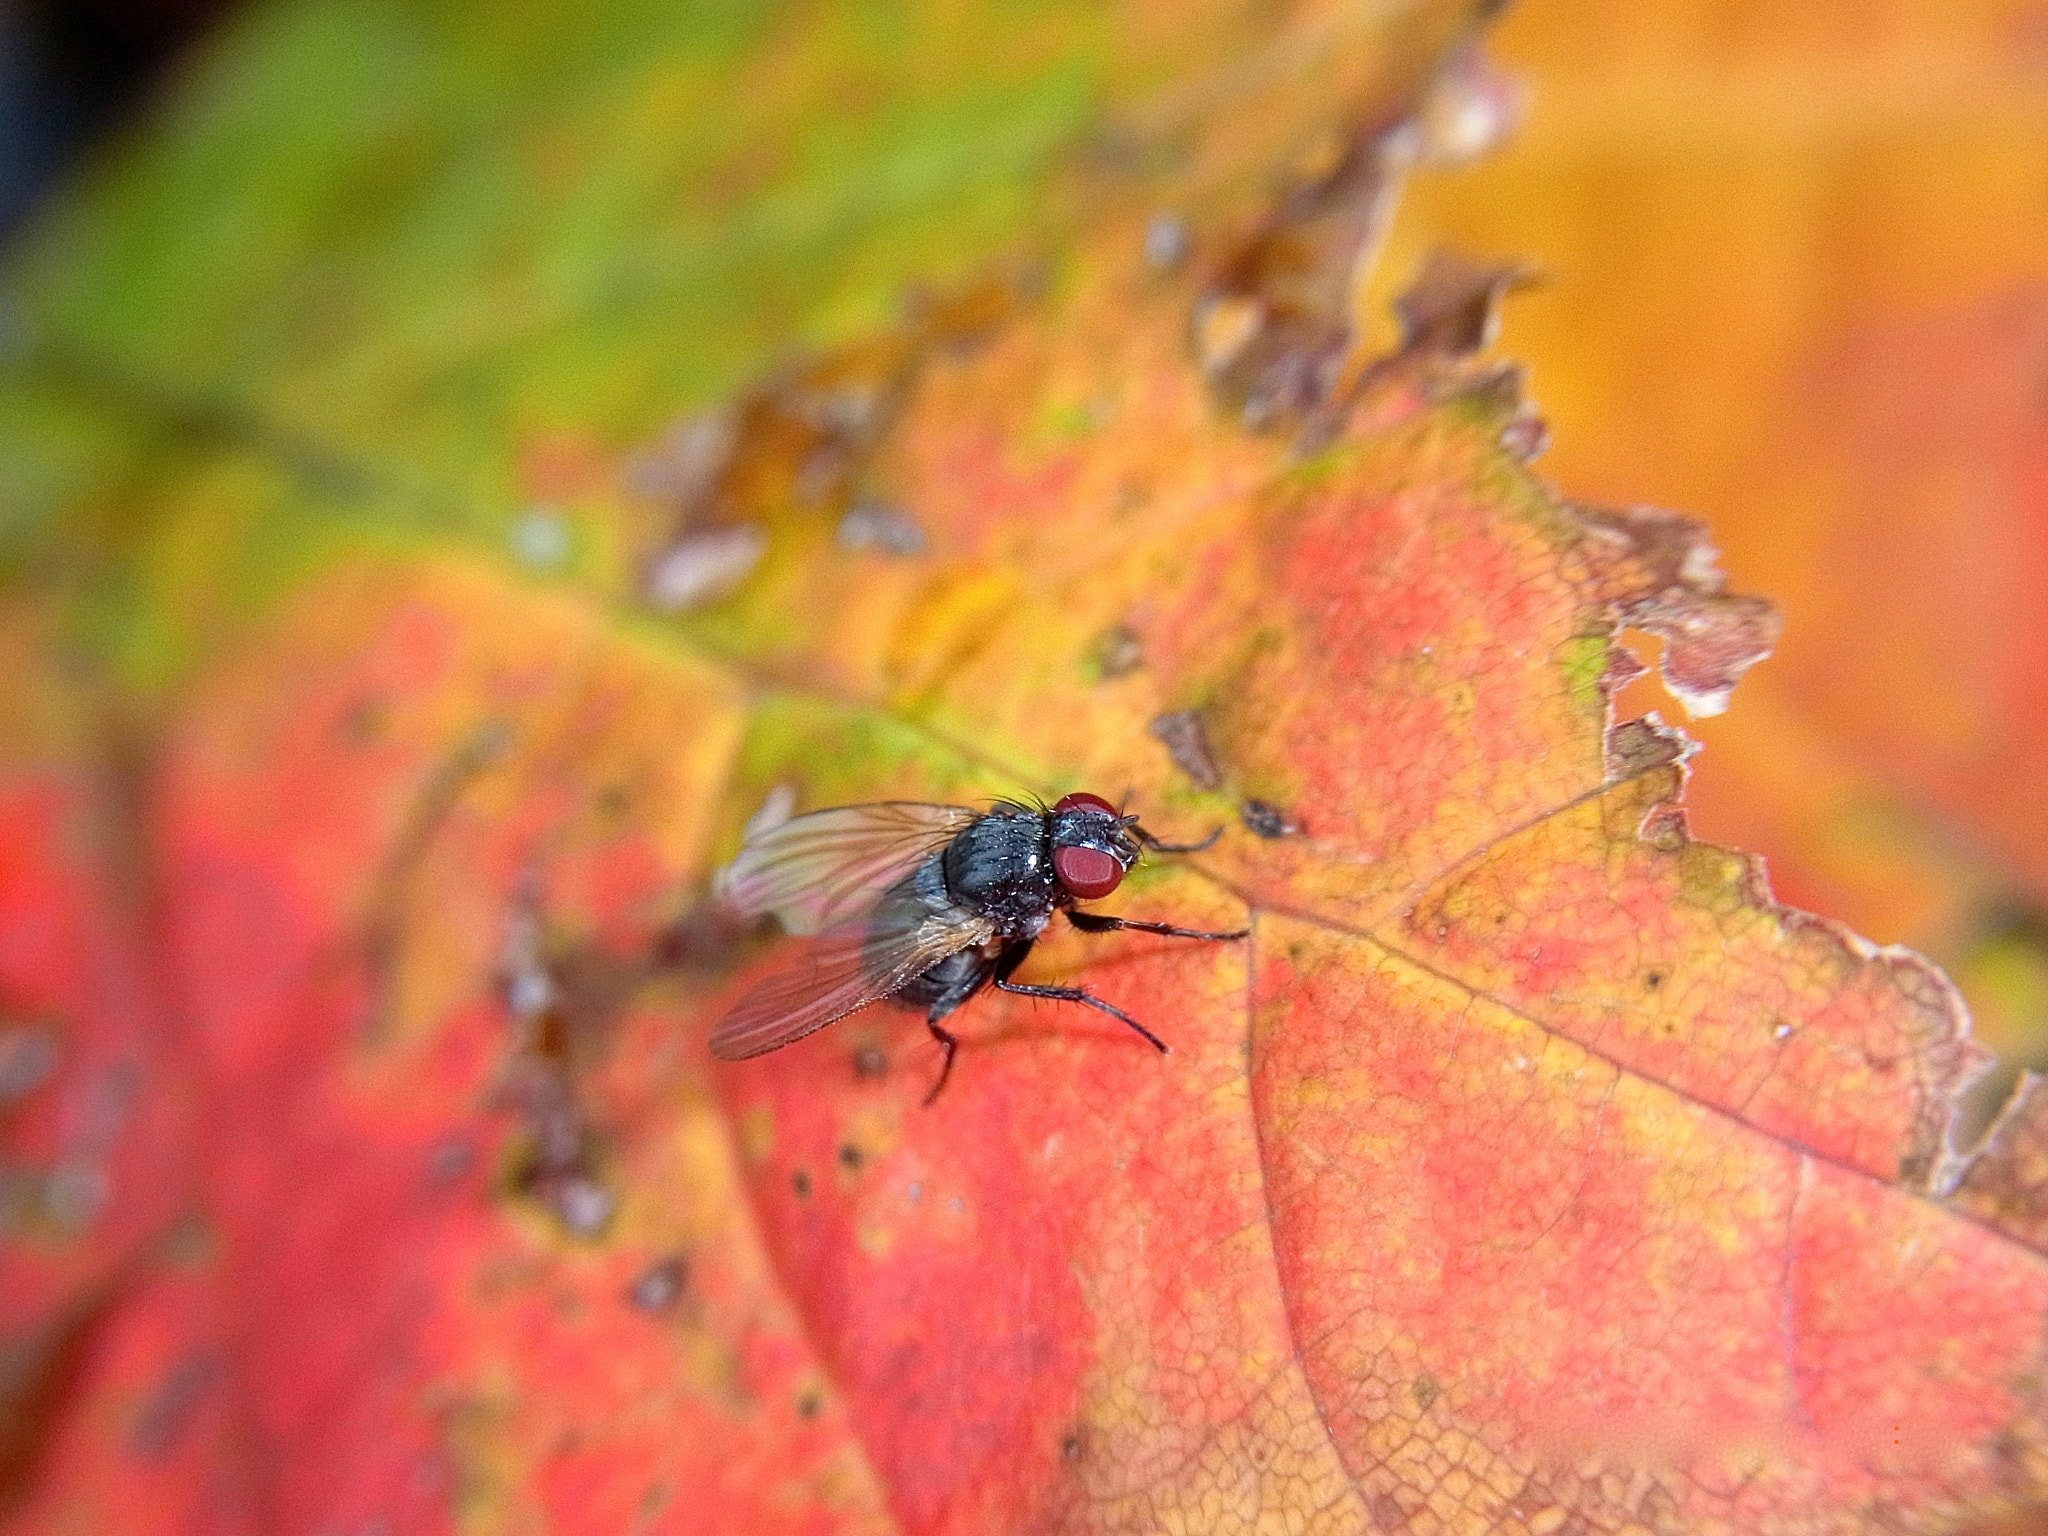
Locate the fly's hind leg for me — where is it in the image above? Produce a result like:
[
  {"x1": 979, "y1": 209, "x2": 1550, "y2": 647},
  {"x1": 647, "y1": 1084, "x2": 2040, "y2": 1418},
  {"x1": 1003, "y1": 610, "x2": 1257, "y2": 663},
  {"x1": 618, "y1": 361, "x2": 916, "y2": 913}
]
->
[
  {"x1": 923, "y1": 1009, "x2": 963, "y2": 1106},
  {"x1": 917, "y1": 946, "x2": 1002, "y2": 1106},
  {"x1": 989, "y1": 937, "x2": 1166, "y2": 1054},
  {"x1": 993, "y1": 979, "x2": 1170, "y2": 1055}
]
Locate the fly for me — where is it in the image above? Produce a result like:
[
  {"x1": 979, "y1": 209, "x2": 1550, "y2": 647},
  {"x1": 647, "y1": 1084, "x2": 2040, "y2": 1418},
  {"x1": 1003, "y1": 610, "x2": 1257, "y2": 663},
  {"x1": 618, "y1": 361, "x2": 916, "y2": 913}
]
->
[{"x1": 710, "y1": 793, "x2": 1247, "y2": 1101}]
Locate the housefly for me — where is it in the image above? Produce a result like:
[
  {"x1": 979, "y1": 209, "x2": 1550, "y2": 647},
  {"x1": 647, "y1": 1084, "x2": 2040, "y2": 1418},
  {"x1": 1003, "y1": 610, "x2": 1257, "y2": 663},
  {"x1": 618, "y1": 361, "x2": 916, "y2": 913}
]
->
[{"x1": 710, "y1": 793, "x2": 1246, "y2": 1101}]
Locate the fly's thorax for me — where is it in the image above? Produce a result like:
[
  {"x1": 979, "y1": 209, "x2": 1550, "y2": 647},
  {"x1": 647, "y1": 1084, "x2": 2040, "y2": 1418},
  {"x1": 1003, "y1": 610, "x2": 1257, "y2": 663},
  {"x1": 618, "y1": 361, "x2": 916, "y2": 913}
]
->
[{"x1": 940, "y1": 806, "x2": 1055, "y2": 935}]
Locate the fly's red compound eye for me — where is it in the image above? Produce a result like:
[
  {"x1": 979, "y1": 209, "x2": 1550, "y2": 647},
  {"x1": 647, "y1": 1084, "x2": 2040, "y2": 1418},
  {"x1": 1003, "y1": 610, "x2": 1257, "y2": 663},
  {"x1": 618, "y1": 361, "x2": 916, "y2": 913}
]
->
[
  {"x1": 1053, "y1": 791, "x2": 1119, "y2": 817},
  {"x1": 1053, "y1": 844, "x2": 1125, "y2": 900}
]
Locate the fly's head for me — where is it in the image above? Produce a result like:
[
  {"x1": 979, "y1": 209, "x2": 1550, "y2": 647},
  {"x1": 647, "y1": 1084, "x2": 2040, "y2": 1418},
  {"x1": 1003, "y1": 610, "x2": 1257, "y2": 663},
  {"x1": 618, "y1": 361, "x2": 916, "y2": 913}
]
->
[{"x1": 1049, "y1": 792, "x2": 1141, "y2": 901}]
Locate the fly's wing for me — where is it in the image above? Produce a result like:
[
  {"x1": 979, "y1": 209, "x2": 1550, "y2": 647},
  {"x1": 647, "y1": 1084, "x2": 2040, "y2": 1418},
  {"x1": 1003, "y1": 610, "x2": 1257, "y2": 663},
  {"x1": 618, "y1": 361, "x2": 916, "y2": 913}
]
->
[
  {"x1": 718, "y1": 801, "x2": 981, "y2": 936},
  {"x1": 708, "y1": 907, "x2": 993, "y2": 1060}
]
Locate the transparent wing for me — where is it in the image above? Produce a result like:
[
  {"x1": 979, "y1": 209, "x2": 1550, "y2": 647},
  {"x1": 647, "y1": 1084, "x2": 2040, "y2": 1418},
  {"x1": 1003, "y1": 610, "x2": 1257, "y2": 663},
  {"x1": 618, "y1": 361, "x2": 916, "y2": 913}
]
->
[
  {"x1": 719, "y1": 801, "x2": 981, "y2": 936},
  {"x1": 709, "y1": 908, "x2": 993, "y2": 1060}
]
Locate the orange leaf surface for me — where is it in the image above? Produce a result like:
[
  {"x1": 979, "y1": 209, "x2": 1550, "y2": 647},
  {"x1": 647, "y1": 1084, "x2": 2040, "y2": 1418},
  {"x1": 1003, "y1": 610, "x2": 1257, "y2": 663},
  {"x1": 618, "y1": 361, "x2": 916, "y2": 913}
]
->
[
  {"x1": 1378, "y1": 0, "x2": 2048, "y2": 1087},
  {"x1": 4, "y1": 3, "x2": 2047, "y2": 1534}
]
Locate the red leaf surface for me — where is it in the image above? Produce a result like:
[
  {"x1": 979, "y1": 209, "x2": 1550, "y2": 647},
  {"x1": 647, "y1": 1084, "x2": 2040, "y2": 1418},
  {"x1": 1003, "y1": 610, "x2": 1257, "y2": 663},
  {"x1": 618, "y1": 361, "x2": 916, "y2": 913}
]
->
[{"x1": 5, "y1": 4, "x2": 2047, "y2": 1534}]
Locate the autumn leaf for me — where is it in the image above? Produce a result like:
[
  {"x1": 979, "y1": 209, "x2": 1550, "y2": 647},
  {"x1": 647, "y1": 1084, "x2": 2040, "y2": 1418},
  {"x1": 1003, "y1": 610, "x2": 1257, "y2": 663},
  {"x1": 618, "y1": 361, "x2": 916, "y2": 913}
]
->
[
  {"x1": 3, "y1": 2, "x2": 2047, "y2": 1534},
  {"x1": 1377, "y1": 0, "x2": 2048, "y2": 1099}
]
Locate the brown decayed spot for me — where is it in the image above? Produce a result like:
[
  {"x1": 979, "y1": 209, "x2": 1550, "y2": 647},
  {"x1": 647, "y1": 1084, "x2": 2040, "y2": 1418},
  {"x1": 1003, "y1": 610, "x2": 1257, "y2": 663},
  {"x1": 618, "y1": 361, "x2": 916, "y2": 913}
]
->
[{"x1": 1149, "y1": 709, "x2": 1222, "y2": 790}]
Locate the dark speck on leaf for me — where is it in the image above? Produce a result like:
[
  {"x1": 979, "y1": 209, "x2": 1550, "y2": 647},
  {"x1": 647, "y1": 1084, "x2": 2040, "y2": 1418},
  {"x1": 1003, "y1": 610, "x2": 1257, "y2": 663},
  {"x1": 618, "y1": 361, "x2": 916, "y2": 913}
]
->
[
  {"x1": 500, "y1": 976, "x2": 617, "y2": 1241},
  {"x1": 129, "y1": 1350, "x2": 220, "y2": 1458},
  {"x1": 1149, "y1": 709, "x2": 1221, "y2": 790},
  {"x1": 1500, "y1": 414, "x2": 1549, "y2": 462},
  {"x1": 1091, "y1": 623, "x2": 1143, "y2": 680},
  {"x1": 42, "y1": 1159, "x2": 107, "y2": 1231},
  {"x1": 838, "y1": 1144, "x2": 864, "y2": 1172},
  {"x1": 625, "y1": 407, "x2": 737, "y2": 504},
  {"x1": 549, "y1": 1175, "x2": 615, "y2": 1238},
  {"x1": 638, "y1": 1483, "x2": 676, "y2": 1522},
  {"x1": 852, "y1": 1043, "x2": 887, "y2": 1079},
  {"x1": 628, "y1": 1256, "x2": 687, "y2": 1312},
  {"x1": 1645, "y1": 970, "x2": 1665, "y2": 991},
  {"x1": 509, "y1": 505, "x2": 571, "y2": 569},
  {"x1": 337, "y1": 695, "x2": 387, "y2": 747},
  {"x1": 1061, "y1": 1430, "x2": 1084, "y2": 1463},
  {"x1": 796, "y1": 1389, "x2": 822, "y2": 1420},
  {"x1": 0, "y1": 1024, "x2": 59, "y2": 1103},
  {"x1": 645, "y1": 524, "x2": 768, "y2": 611},
  {"x1": 838, "y1": 498, "x2": 928, "y2": 556},
  {"x1": 650, "y1": 898, "x2": 762, "y2": 973},
  {"x1": 1143, "y1": 213, "x2": 1190, "y2": 271},
  {"x1": 1239, "y1": 799, "x2": 1299, "y2": 838},
  {"x1": 791, "y1": 1169, "x2": 812, "y2": 1198},
  {"x1": 425, "y1": 1134, "x2": 476, "y2": 1186}
]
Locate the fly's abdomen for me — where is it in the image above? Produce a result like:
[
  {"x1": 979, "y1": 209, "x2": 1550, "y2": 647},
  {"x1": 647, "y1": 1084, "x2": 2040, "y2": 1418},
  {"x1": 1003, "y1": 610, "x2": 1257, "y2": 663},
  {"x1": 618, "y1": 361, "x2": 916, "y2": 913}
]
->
[
  {"x1": 868, "y1": 855, "x2": 988, "y2": 1013},
  {"x1": 889, "y1": 946, "x2": 992, "y2": 1015},
  {"x1": 863, "y1": 861, "x2": 941, "y2": 970}
]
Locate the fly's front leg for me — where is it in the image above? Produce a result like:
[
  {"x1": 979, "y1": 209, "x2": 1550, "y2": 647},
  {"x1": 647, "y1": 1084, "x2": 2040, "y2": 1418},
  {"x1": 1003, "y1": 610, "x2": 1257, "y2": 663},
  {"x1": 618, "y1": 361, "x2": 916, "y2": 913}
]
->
[
  {"x1": 1066, "y1": 910, "x2": 1249, "y2": 942},
  {"x1": 1133, "y1": 824, "x2": 1223, "y2": 854}
]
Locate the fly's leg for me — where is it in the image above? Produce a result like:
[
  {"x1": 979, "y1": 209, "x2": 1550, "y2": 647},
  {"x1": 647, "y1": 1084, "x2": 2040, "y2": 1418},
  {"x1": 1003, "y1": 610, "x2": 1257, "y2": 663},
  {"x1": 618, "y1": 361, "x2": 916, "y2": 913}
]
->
[
  {"x1": 994, "y1": 979, "x2": 1169, "y2": 1055},
  {"x1": 1066, "y1": 910, "x2": 1248, "y2": 942},
  {"x1": 990, "y1": 936, "x2": 1167, "y2": 1054},
  {"x1": 1134, "y1": 824, "x2": 1222, "y2": 855},
  {"x1": 923, "y1": 1013, "x2": 962, "y2": 1106},
  {"x1": 920, "y1": 947, "x2": 1004, "y2": 1105}
]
